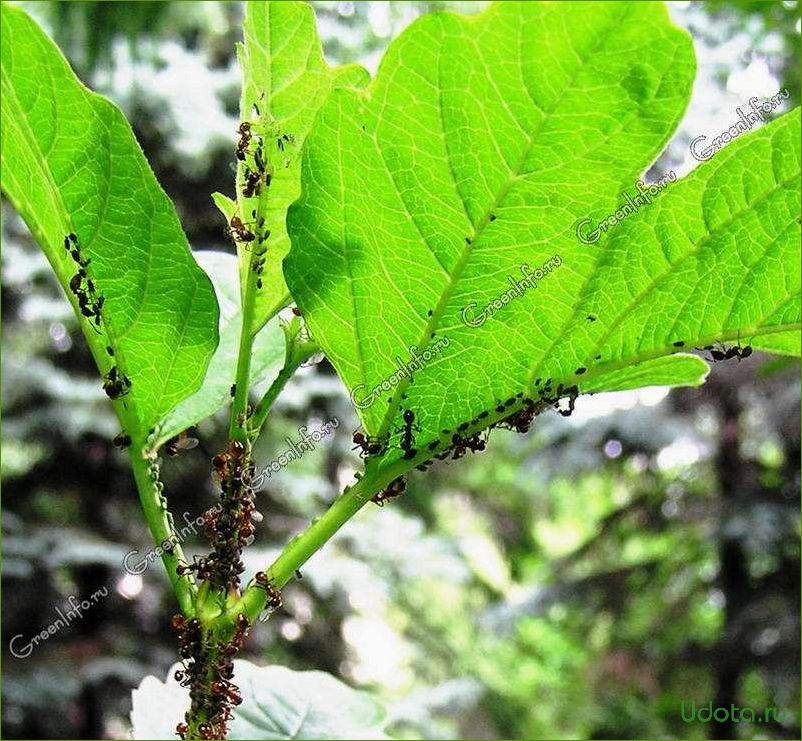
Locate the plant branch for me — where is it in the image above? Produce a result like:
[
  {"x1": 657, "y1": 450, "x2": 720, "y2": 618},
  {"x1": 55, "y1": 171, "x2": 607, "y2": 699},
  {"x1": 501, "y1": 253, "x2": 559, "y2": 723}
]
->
[
  {"x1": 248, "y1": 336, "x2": 319, "y2": 440},
  {"x1": 129, "y1": 443, "x2": 197, "y2": 616}
]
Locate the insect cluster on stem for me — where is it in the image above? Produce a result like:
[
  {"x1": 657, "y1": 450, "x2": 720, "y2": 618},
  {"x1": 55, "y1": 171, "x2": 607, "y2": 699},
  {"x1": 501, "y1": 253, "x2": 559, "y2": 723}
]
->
[{"x1": 172, "y1": 612, "x2": 250, "y2": 740}]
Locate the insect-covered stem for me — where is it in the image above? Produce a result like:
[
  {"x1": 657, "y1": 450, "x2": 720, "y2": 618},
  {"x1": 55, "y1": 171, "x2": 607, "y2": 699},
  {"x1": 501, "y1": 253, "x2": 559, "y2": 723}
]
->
[
  {"x1": 222, "y1": 458, "x2": 404, "y2": 627},
  {"x1": 129, "y1": 446, "x2": 196, "y2": 616}
]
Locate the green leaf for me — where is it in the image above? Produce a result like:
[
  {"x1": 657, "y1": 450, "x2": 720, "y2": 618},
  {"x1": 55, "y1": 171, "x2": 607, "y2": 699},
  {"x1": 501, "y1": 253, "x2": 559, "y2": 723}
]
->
[
  {"x1": 130, "y1": 661, "x2": 388, "y2": 740},
  {"x1": 148, "y1": 251, "x2": 286, "y2": 451},
  {"x1": 0, "y1": 2, "x2": 219, "y2": 439},
  {"x1": 234, "y1": 0, "x2": 369, "y2": 333},
  {"x1": 285, "y1": 1, "x2": 800, "y2": 462}
]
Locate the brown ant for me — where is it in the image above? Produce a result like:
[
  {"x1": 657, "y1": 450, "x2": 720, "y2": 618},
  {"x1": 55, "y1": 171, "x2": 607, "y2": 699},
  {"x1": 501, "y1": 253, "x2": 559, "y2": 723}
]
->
[
  {"x1": 371, "y1": 476, "x2": 406, "y2": 506},
  {"x1": 228, "y1": 215, "x2": 255, "y2": 243},
  {"x1": 235, "y1": 121, "x2": 252, "y2": 161},
  {"x1": 253, "y1": 571, "x2": 282, "y2": 610},
  {"x1": 352, "y1": 430, "x2": 386, "y2": 458}
]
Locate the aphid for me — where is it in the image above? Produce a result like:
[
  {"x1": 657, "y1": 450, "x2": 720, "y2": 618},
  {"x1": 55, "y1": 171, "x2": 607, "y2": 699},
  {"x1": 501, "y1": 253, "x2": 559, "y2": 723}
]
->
[
  {"x1": 673, "y1": 341, "x2": 685, "y2": 347},
  {"x1": 575, "y1": 367, "x2": 587, "y2": 375},
  {"x1": 230, "y1": 384, "x2": 236, "y2": 397},
  {"x1": 69, "y1": 273, "x2": 83, "y2": 293},
  {"x1": 586, "y1": 315, "x2": 597, "y2": 322},
  {"x1": 175, "y1": 722, "x2": 188, "y2": 738},
  {"x1": 106, "y1": 345, "x2": 114, "y2": 356},
  {"x1": 113, "y1": 433, "x2": 132, "y2": 448},
  {"x1": 276, "y1": 132, "x2": 295, "y2": 152},
  {"x1": 170, "y1": 614, "x2": 187, "y2": 633},
  {"x1": 295, "y1": 569, "x2": 303, "y2": 580},
  {"x1": 165, "y1": 430, "x2": 199, "y2": 457},
  {"x1": 103, "y1": 365, "x2": 131, "y2": 400}
]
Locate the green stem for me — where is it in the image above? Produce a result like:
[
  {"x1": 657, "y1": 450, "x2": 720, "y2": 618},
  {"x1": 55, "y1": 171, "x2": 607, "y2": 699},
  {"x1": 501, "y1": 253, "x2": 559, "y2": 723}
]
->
[
  {"x1": 129, "y1": 445, "x2": 196, "y2": 616},
  {"x1": 248, "y1": 340, "x2": 319, "y2": 439},
  {"x1": 228, "y1": 279, "x2": 257, "y2": 444}
]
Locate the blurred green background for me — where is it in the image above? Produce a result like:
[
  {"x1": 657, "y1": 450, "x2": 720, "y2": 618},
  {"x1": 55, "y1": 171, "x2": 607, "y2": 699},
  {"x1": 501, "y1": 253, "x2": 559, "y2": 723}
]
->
[{"x1": 1, "y1": 2, "x2": 800, "y2": 739}]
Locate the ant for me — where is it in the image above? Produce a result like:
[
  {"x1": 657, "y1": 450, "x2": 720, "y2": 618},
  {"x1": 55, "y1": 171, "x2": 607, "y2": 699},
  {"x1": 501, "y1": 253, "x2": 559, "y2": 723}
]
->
[
  {"x1": 253, "y1": 571, "x2": 282, "y2": 610},
  {"x1": 352, "y1": 430, "x2": 386, "y2": 458},
  {"x1": 371, "y1": 476, "x2": 406, "y2": 506},
  {"x1": 229, "y1": 215, "x2": 255, "y2": 243},
  {"x1": 398, "y1": 409, "x2": 419, "y2": 459},
  {"x1": 235, "y1": 121, "x2": 252, "y2": 161},
  {"x1": 242, "y1": 167, "x2": 261, "y2": 198},
  {"x1": 103, "y1": 365, "x2": 131, "y2": 400},
  {"x1": 700, "y1": 340, "x2": 753, "y2": 362}
]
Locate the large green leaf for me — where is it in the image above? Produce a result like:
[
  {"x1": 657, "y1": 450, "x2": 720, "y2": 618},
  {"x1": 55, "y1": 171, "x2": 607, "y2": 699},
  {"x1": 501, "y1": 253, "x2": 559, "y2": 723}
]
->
[
  {"x1": 148, "y1": 252, "x2": 286, "y2": 452},
  {"x1": 0, "y1": 2, "x2": 219, "y2": 439},
  {"x1": 285, "y1": 1, "x2": 801, "y2": 461},
  {"x1": 130, "y1": 661, "x2": 388, "y2": 740},
  {"x1": 229, "y1": 0, "x2": 369, "y2": 333}
]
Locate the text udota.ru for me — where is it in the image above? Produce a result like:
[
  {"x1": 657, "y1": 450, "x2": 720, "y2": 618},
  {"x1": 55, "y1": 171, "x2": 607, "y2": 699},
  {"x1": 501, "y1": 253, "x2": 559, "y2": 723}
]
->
[{"x1": 681, "y1": 701, "x2": 787, "y2": 725}]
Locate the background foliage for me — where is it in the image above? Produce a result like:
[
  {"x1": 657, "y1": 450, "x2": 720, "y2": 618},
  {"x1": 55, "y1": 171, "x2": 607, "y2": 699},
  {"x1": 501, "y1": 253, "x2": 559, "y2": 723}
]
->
[{"x1": 2, "y1": 2, "x2": 800, "y2": 740}]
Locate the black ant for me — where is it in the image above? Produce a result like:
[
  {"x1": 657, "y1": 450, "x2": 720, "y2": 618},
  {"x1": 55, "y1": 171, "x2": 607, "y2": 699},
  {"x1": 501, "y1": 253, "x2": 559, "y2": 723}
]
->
[
  {"x1": 700, "y1": 341, "x2": 753, "y2": 362},
  {"x1": 398, "y1": 409, "x2": 419, "y2": 459}
]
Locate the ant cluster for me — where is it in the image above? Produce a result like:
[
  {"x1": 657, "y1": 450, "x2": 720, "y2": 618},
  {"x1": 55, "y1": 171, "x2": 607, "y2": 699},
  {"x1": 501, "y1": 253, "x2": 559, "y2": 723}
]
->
[
  {"x1": 174, "y1": 440, "x2": 261, "y2": 592},
  {"x1": 231, "y1": 103, "x2": 297, "y2": 294},
  {"x1": 360, "y1": 382, "x2": 586, "y2": 508},
  {"x1": 172, "y1": 612, "x2": 249, "y2": 740},
  {"x1": 64, "y1": 233, "x2": 105, "y2": 332}
]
